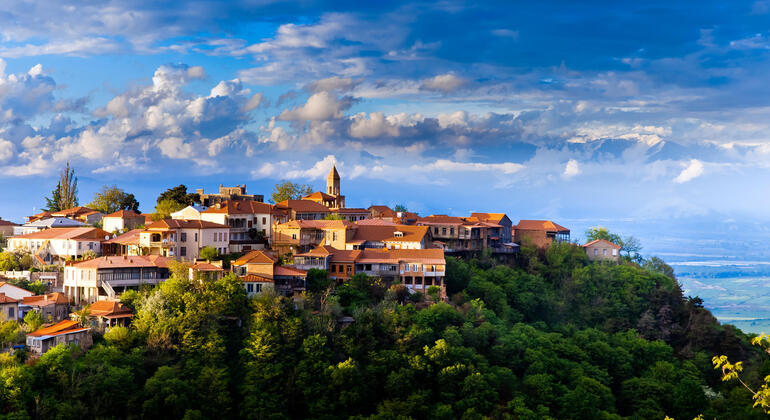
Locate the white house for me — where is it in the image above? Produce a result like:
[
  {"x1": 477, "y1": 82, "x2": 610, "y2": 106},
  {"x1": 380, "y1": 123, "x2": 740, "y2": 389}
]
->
[
  {"x1": 200, "y1": 201, "x2": 274, "y2": 253},
  {"x1": 6, "y1": 227, "x2": 111, "y2": 265},
  {"x1": 13, "y1": 217, "x2": 85, "y2": 236},
  {"x1": 102, "y1": 210, "x2": 145, "y2": 233},
  {"x1": 139, "y1": 219, "x2": 230, "y2": 260}
]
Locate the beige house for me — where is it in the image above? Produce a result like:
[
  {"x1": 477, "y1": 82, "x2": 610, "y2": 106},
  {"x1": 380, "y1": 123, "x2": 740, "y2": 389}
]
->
[
  {"x1": 26, "y1": 320, "x2": 92, "y2": 355},
  {"x1": 0, "y1": 218, "x2": 18, "y2": 238},
  {"x1": 139, "y1": 219, "x2": 230, "y2": 260},
  {"x1": 232, "y1": 250, "x2": 307, "y2": 297},
  {"x1": 514, "y1": 220, "x2": 571, "y2": 249},
  {"x1": 0, "y1": 293, "x2": 19, "y2": 321},
  {"x1": 21, "y1": 293, "x2": 70, "y2": 322},
  {"x1": 6, "y1": 227, "x2": 111, "y2": 265},
  {"x1": 583, "y1": 239, "x2": 621, "y2": 262},
  {"x1": 170, "y1": 205, "x2": 208, "y2": 221},
  {"x1": 63, "y1": 255, "x2": 171, "y2": 304},
  {"x1": 200, "y1": 201, "x2": 274, "y2": 253},
  {"x1": 102, "y1": 210, "x2": 145, "y2": 233}
]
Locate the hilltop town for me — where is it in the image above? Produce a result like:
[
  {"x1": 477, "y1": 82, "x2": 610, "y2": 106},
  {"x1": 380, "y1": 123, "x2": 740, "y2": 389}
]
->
[{"x1": 0, "y1": 165, "x2": 624, "y2": 355}]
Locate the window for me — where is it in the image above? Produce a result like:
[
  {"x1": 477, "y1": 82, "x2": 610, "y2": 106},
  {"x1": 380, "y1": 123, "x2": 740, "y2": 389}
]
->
[
  {"x1": 450, "y1": 228, "x2": 454, "y2": 235},
  {"x1": 434, "y1": 227, "x2": 439, "y2": 234},
  {"x1": 225, "y1": 233, "x2": 228, "y2": 241},
  {"x1": 594, "y1": 249, "x2": 598, "y2": 255},
  {"x1": 255, "y1": 283, "x2": 262, "y2": 293},
  {"x1": 247, "y1": 283, "x2": 253, "y2": 293},
  {"x1": 412, "y1": 264, "x2": 419, "y2": 272},
  {"x1": 404, "y1": 264, "x2": 410, "y2": 272},
  {"x1": 8, "y1": 307, "x2": 14, "y2": 318},
  {"x1": 331, "y1": 265, "x2": 336, "y2": 273},
  {"x1": 346, "y1": 265, "x2": 351, "y2": 274},
  {"x1": 333, "y1": 232, "x2": 338, "y2": 241},
  {"x1": 442, "y1": 227, "x2": 447, "y2": 235},
  {"x1": 612, "y1": 249, "x2": 618, "y2": 256},
  {"x1": 194, "y1": 233, "x2": 198, "y2": 242},
  {"x1": 213, "y1": 233, "x2": 217, "y2": 242},
  {"x1": 603, "y1": 249, "x2": 607, "y2": 256},
  {"x1": 262, "y1": 217, "x2": 267, "y2": 225},
  {"x1": 180, "y1": 247, "x2": 187, "y2": 257},
  {"x1": 180, "y1": 232, "x2": 187, "y2": 242},
  {"x1": 292, "y1": 233, "x2": 297, "y2": 240}
]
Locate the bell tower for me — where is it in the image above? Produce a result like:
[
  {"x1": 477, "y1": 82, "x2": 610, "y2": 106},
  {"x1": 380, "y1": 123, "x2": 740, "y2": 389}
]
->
[{"x1": 327, "y1": 165, "x2": 340, "y2": 196}]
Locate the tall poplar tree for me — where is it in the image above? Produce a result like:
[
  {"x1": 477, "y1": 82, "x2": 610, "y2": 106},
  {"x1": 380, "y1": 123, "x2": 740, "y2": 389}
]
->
[{"x1": 44, "y1": 161, "x2": 79, "y2": 211}]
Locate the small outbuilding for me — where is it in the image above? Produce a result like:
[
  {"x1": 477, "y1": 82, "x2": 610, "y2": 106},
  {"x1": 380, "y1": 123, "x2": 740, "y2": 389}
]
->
[{"x1": 582, "y1": 239, "x2": 621, "y2": 262}]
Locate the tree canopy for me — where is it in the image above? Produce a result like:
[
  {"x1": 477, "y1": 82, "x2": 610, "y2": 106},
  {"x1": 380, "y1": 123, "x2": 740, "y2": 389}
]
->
[
  {"x1": 270, "y1": 180, "x2": 313, "y2": 204},
  {"x1": 585, "y1": 226, "x2": 642, "y2": 258},
  {"x1": 156, "y1": 184, "x2": 200, "y2": 207},
  {"x1": 43, "y1": 161, "x2": 78, "y2": 211},
  {"x1": 88, "y1": 185, "x2": 140, "y2": 213}
]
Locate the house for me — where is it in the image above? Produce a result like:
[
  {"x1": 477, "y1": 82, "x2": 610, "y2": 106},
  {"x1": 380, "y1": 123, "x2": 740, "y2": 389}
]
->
[
  {"x1": 63, "y1": 255, "x2": 171, "y2": 304},
  {"x1": 14, "y1": 217, "x2": 86, "y2": 235},
  {"x1": 200, "y1": 200, "x2": 274, "y2": 252},
  {"x1": 583, "y1": 239, "x2": 621, "y2": 262},
  {"x1": 170, "y1": 204, "x2": 208, "y2": 220},
  {"x1": 25, "y1": 210, "x2": 53, "y2": 224},
  {"x1": 368, "y1": 205, "x2": 397, "y2": 219},
  {"x1": 231, "y1": 250, "x2": 307, "y2": 296},
  {"x1": 330, "y1": 208, "x2": 370, "y2": 222},
  {"x1": 21, "y1": 293, "x2": 70, "y2": 322},
  {"x1": 0, "y1": 293, "x2": 19, "y2": 321},
  {"x1": 189, "y1": 262, "x2": 225, "y2": 281},
  {"x1": 139, "y1": 219, "x2": 230, "y2": 260},
  {"x1": 349, "y1": 224, "x2": 430, "y2": 250},
  {"x1": 102, "y1": 210, "x2": 145, "y2": 233},
  {"x1": 0, "y1": 218, "x2": 18, "y2": 237},
  {"x1": 514, "y1": 220, "x2": 570, "y2": 249},
  {"x1": 195, "y1": 184, "x2": 264, "y2": 207},
  {"x1": 0, "y1": 281, "x2": 34, "y2": 301},
  {"x1": 50, "y1": 206, "x2": 104, "y2": 225},
  {"x1": 417, "y1": 215, "x2": 489, "y2": 252},
  {"x1": 271, "y1": 219, "x2": 354, "y2": 254},
  {"x1": 6, "y1": 227, "x2": 111, "y2": 265},
  {"x1": 294, "y1": 247, "x2": 447, "y2": 298},
  {"x1": 26, "y1": 320, "x2": 92, "y2": 355},
  {"x1": 302, "y1": 165, "x2": 346, "y2": 209},
  {"x1": 101, "y1": 229, "x2": 142, "y2": 256},
  {"x1": 274, "y1": 199, "x2": 331, "y2": 221},
  {"x1": 75, "y1": 300, "x2": 133, "y2": 329}
]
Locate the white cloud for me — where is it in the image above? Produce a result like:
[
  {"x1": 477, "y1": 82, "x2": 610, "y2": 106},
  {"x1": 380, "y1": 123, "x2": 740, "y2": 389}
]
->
[
  {"x1": 0, "y1": 139, "x2": 14, "y2": 162},
  {"x1": 349, "y1": 112, "x2": 399, "y2": 138},
  {"x1": 306, "y1": 76, "x2": 357, "y2": 93},
  {"x1": 417, "y1": 159, "x2": 524, "y2": 175},
  {"x1": 421, "y1": 73, "x2": 467, "y2": 93},
  {"x1": 278, "y1": 92, "x2": 353, "y2": 121},
  {"x1": 285, "y1": 154, "x2": 338, "y2": 179},
  {"x1": 674, "y1": 159, "x2": 704, "y2": 183},
  {"x1": 563, "y1": 159, "x2": 580, "y2": 178},
  {"x1": 252, "y1": 161, "x2": 291, "y2": 178}
]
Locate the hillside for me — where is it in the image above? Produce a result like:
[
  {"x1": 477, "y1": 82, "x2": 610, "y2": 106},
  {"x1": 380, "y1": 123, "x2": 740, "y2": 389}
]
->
[{"x1": 0, "y1": 243, "x2": 766, "y2": 419}]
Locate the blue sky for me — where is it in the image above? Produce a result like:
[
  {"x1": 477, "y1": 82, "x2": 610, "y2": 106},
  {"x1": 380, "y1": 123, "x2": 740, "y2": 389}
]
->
[{"x1": 1, "y1": 1, "x2": 770, "y2": 239}]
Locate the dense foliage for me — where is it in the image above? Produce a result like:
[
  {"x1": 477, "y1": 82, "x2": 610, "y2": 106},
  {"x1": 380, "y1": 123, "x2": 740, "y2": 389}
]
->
[
  {"x1": 87, "y1": 185, "x2": 140, "y2": 213},
  {"x1": 1, "y1": 244, "x2": 767, "y2": 419}
]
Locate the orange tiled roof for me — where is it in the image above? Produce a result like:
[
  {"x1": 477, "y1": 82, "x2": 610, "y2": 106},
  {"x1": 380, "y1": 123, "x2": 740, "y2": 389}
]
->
[
  {"x1": 368, "y1": 205, "x2": 396, "y2": 217},
  {"x1": 356, "y1": 218, "x2": 398, "y2": 226},
  {"x1": 273, "y1": 265, "x2": 307, "y2": 277},
  {"x1": 470, "y1": 213, "x2": 507, "y2": 224},
  {"x1": 191, "y1": 262, "x2": 225, "y2": 271},
  {"x1": 12, "y1": 227, "x2": 111, "y2": 241},
  {"x1": 0, "y1": 293, "x2": 18, "y2": 303},
  {"x1": 0, "y1": 218, "x2": 18, "y2": 226},
  {"x1": 331, "y1": 207, "x2": 369, "y2": 214},
  {"x1": 145, "y1": 219, "x2": 229, "y2": 230},
  {"x1": 103, "y1": 209, "x2": 143, "y2": 218},
  {"x1": 303, "y1": 191, "x2": 336, "y2": 201},
  {"x1": 515, "y1": 220, "x2": 569, "y2": 232},
  {"x1": 50, "y1": 206, "x2": 101, "y2": 217},
  {"x1": 417, "y1": 215, "x2": 466, "y2": 225},
  {"x1": 240, "y1": 274, "x2": 273, "y2": 283},
  {"x1": 28, "y1": 320, "x2": 87, "y2": 337},
  {"x1": 102, "y1": 229, "x2": 142, "y2": 245},
  {"x1": 23, "y1": 292, "x2": 69, "y2": 307},
  {"x1": 71, "y1": 255, "x2": 171, "y2": 269},
  {"x1": 87, "y1": 300, "x2": 133, "y2": 317},
  {"x1": 352, "y1": 225, "x2": 427, "y2": 243},
  {"x1": 275, "y1": 200, "x2": 331, "y2": 213},
  {"x1": 582, "y1": 239, "x2": 621, "y2": 249},
  {"x1": 233, "y1": 250, "x2": 277, "y2": 266},
  {"x1": 202, "y1": 200, "x2": 273, "y2": 215},
  {"x1": 278, "y1": 219, "x2": 352, "y2": 229},
  {"x1": 294, "y1": 245, "x2": 338, "y2": 258}
]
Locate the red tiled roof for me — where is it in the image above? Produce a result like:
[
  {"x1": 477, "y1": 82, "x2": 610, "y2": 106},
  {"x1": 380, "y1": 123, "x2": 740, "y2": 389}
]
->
[
  {"x1": 356, "y1": 218, "x2": 398, "y2": 226},
  {"x1": 303, "y1": 191, "x2": 336, "y2": 201},
  {"x1": 470, "y1": 213, "x2": 508, "y2": 224},
  {"x1": 102, "y1": 229, "x2": 142, "y2": 245},
  {"x1": 275, "y1": 200, "x2": 331, "y2": 213},
  {"x1": 582, "y1": 239, "x2": 621, "y2": 249},
  {"x1": 191, "y1": 262, "x2": 225, "y2": 271},
  {"x1": 331, "y1": 207, "x2": 369, "y2": 214},
  {"x1": 23, "y1": 292, "x2": 69, "y2": 307},
  {"x1": 50, "y1": 206, "x2": 101, "y2": 217},
  {"x1": 352, "y1": 225, "x2": 427, "y2": 243},
  {"x1": 295, "y1": 245, "x2": 337, "y2": 258},
  {"x1": 145, "y1": 219, "x2": 229, "y2": 230},
  {"x1": 12, "y1": 227, "x2": 111, "y2": 241},
  {"x1": 71, "y1": 255, "x2": 171, "y2": 269},
  {"x1": 202, "y1": 200, "x2": 273, "y2": 215},
  {"x1": 368, "y1": 205, "x2": 396, "y2": 217},
  {"x1": 240, "y1": 274, "x2": 273, "y2": 283},
  {"x1": 87, "y1": 300, "x2": 133, "y2": 317},
  {"x1": 273, "y1": 265, "x2": 307, "y2": 277},
  {"x1": 417, "y1": 215, "x2": 466, "y2": 225},
  {"x1": 515, "y1": 220, "x2": 570, "y2": 232},
  {"x1": 28, "y1": 320, "x2": 88, "y2": 337},
  {"x1": 233, "y1": 250, "x2": 277, "y2": 266},
  {"x1": 279, "y1": 219, "x2": 352, "y2": 229},
  {"x1": 103, "y1": 209, "x2": 143, "y2": 218},
  {"x1": 0, "y1": 218, "x2": 18, "y2": 226},
  {"x1": 0, "y1": 293, "x2": 18, "y2": 303}
]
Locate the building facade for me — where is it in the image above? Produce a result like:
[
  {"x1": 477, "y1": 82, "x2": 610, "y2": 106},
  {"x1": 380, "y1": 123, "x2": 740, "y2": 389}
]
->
[{"x1": 63, "y1": 255, "x2": 171, "y2": 304}]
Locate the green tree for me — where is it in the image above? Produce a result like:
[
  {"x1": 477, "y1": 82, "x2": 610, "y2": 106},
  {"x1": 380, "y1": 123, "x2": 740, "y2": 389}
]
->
[
  {"x1": 270, "y1": 180, "x2": 313, "y2": 204},
  {"x1": 394, "y1": 204, "x2": 408, "y2": 212},
  {"x1": 199, "y1": 246, "x2": 219, "y2": 261},
  {"x1": 24, "y1": 310, "x2": 44, "y2": 332},
  {"x1": 153, "y1": 199, "x2": 185, "y2": 221},
  {"x1": 323, "y1": 213, "x2": 343, "y2": 220},
  {"x1": 44, "y1": 161, "x2": 79, "y2": 211},
  {"x1": 585, "y1": 226, "x2": 642, "y2": 259},
  {"x1": 87, "y1": 185, "x2": 140, "y2": 213},
  {"x1": 157, "y1": 184, "x2": 199, "y2": 207},
  {"x1": 0, "y1": 252, "x2": 19, "y2": 271}
]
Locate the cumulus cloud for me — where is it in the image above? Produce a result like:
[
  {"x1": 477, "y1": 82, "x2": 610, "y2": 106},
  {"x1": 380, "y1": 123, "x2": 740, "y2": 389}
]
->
[
  {"x1": 278, "y1": 92, "x2": 354, "y2": 121},
  {"x1": 285, "y1": 155, "x2": 338, "y2": 179},
  {"x1": 306, "y1": 76, "x2": 357, "y2": 93},
  {"x1": 349, "y1": 112, "x2": 400, "y2": 138},
  {"x1": 563, "y1": 159, "x2": 580, "y2": 178},
  {"x1": 421, "y1": 73, "x2": 467, "y2": 93},
  {"x1": 674, "y1": 159, "x2": 704, "y2": 183}
]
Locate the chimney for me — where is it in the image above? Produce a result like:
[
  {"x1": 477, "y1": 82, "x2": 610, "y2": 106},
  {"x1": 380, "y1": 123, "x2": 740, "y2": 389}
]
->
[{"x1": 44, "y1": 294, "x2": 48, "y2": 301}]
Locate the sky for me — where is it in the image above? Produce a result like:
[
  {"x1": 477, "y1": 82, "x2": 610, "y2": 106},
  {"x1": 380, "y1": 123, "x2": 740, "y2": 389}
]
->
[{"x1": 1, "y1": 0, "x2": 770, "y2": 240}]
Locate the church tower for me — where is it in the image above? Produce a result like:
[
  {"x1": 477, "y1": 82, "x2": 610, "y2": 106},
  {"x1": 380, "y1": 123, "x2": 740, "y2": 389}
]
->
[{"x1": 327, "y1": 165, "x2": 340, "y2": 196}]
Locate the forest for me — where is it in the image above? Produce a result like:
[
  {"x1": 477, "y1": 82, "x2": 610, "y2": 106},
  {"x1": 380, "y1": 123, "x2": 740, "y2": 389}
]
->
[{"x1": 1, "y1": 243, "x2": 768, "y2": 419}]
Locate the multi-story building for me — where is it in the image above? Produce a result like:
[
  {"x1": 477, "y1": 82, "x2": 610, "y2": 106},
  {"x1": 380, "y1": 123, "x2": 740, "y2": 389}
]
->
[
  {"x1": 513, "y1": 220, "x2": 570, "y2": 249},
  {"x1": 63, "y1": 255, "x2": 171, "y2": 304},
  {"x1": 7, "y1": 227, "x2": 111, "y2": 265},
  {"x1": 139, "y1": 219, "x2": 230, "y2": 259},
  {"x1": 102, "y1": 210, "x2": 146, "y2": 233},
  {"x1": 200, "y1": 200, "x2": 274, "y2": 253},
  {"x1": 271, "y1": 219, "x2": 354, "y2": 255},
  {"x1": 274, "y1": 199, "x2": 331, "y2": 220},
  {"x1": 101, "y1": 229, "x2": 142, "y2": 256},
  {"x1": 294, "y1": 247, "x2": 447, "y2": 298},
  {"x1": 330, "y1": 208, "x2": 370, "y2": 222},
  {"x1": 195, "y1": 184, "x2": 264, "y2": 207},
  {"x1": 231, "y1": 250, "x2": 307, "y2": 297},
  {"x1": 416, "y1": 215, "x2": 489, "y2": 252}
]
